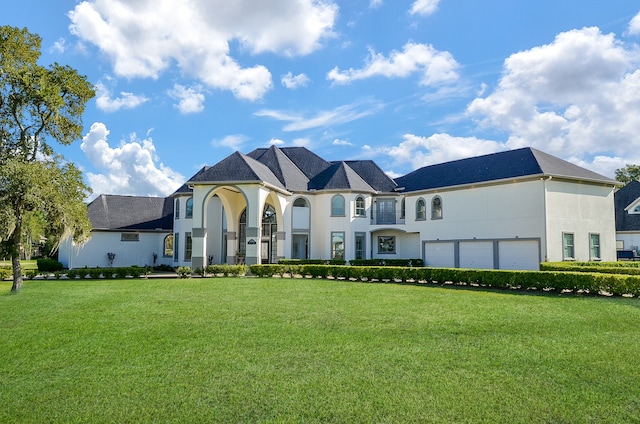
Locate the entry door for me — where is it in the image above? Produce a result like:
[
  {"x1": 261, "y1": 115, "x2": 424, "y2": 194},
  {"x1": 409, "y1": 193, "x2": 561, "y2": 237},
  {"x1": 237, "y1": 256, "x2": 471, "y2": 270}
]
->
[{"x1": 261, "y1": 240, "x2": 270, "y2": 264}]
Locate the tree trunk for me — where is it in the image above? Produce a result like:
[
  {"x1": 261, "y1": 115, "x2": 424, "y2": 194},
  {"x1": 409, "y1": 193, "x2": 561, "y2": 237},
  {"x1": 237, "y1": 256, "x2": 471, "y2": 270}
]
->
[{"x1": 10, "y1": 220, "x2": 23, "y2": 293}]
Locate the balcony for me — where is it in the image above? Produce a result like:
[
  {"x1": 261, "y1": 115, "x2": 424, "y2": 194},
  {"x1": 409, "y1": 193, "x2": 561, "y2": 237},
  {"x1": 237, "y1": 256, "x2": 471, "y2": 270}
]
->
[{"x1": 371, "y1": 210, "x2": 405, "y2": 225}]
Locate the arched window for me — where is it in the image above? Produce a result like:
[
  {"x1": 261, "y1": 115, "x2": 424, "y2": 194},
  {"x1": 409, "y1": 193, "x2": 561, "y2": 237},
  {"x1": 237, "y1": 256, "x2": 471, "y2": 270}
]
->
[
  {"x1": 293, "y1": 198, "x2": 308, "y2": 207},
  {"x1": 185, "y1": 197, "x2": 193, "y2": 219},
  {"x1": 175, "y1": 199, "x2": 180, "y2": 219},
  {"x1": 163, "y1": 234, "x2": 174, "y2": 257},
  {"x1": 331, "y1": 195, "x2": 345, "y2": 216},
  {"x1": 431, "y1": 196, "x2": 442, "y2": 220},
  {"x1": 416, "y1": 198, "x2": 426, "y2": 220},
  {"x1": 355, "y1": 196, "x2": 366, "y2": 217}
]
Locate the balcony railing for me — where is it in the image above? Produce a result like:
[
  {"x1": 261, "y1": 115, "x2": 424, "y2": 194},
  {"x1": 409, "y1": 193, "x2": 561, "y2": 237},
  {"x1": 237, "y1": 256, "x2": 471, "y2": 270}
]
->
[{"x1": 371, "y1": 210, "x2": 405, "y2": 225}]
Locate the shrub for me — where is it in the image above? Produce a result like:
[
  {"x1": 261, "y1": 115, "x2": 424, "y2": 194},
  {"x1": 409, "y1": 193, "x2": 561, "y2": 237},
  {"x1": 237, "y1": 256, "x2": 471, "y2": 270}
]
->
[
  {"x1": 37, "y1": 258, "x2": 63, "y2": 272},
  {"x1": 176, "y1": 266, "x2": 192, "y2": 278},
  {"x1": 88, "y1": 268, "x2": 103, "y2": 279},
  {"x1": 66, "y1": 269, "x2": 78, "y2": 279},
  {"x1": 0, "y1": 266, "x2": 12, "y2": 280},
  {"x1": 25, "y1": 270, "x2": 38, "y2": 280}
]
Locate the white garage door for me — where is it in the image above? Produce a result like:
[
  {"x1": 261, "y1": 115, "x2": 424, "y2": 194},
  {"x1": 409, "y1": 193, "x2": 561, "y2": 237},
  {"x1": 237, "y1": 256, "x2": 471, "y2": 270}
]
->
[
  {"x1": 459, "y1": 241, "x2": 494, "y2": 269},
  {"x1": 498, "y1": 240, "x2": 540, "y2": 270},
  {"x1": 424, "y1": 242, "x2": 455, "y2": 268}
]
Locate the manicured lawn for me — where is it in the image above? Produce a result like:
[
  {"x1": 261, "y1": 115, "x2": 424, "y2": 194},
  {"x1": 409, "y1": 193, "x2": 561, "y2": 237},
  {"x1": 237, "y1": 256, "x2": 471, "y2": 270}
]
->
[
  {"x1": 0, "y1": 260, "x2": 37, "y2": 270},
  {"x1": 1, "y1": 278, "x2": 639, "y2": 423}
]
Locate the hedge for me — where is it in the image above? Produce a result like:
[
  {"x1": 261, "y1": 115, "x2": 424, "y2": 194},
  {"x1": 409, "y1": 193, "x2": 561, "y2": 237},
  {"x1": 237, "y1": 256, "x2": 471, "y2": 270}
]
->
[
  {"x1": 0, "y1": 266, "x2": 11, "y2": 280},
  {"x1": 66, "y1": 267, "x2": 146, "y2": 279},
  {"x1": 348, "y1": 258, "x2": 424, "y2": 267},
  {"x1": 541, "y1": 262, "x2": 640, "y2": 276},
  {"x1": 36, "y1": 258, "x2": 64, "y2": 272},
  {"x1": 249, "y1": 264, "x2": 640, "y2": 297}
]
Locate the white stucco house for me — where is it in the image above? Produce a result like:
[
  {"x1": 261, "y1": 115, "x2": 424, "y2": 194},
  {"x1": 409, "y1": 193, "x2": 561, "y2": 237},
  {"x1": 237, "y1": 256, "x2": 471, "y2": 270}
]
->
[
  {"x1": 614, "y1": 180, "x2": 640, "y2": 252},
  {"x1": 59, "y1": 146, "x2": 619, "y2": 271}
]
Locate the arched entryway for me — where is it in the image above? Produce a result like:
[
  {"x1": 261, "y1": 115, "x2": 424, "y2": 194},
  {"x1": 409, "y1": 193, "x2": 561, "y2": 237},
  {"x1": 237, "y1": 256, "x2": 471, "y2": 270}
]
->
[{"x1": 239, "y1": 204, "x2": 278, "y2": 264}]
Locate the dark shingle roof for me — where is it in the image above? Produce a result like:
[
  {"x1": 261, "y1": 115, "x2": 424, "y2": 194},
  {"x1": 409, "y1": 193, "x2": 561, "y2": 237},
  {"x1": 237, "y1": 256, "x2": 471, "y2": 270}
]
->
[
  {"x1": 308, "y1": 161, "x2": 375, "y2": 191},
  {"x1": 273, "y1": 147, "x2": 331, "y2": 179},
  {"x1": 343, "y1": 160, "x2": 397, "y2": 192},
  {"x1": 187, "y1": 151, "x2": 286, "y2": 190},
  {"x1": 395, "y1": 147, "x2": 616, "y2": 192},
  {"x1": 88, "y1": 195, "x2": 173, "y2": 231},
  {"x1": 246, "y1": 145, "x2": 310, "y2": 191},
  {"x1": 615, "y1": 180, "x2": 640, "y2": 232}
]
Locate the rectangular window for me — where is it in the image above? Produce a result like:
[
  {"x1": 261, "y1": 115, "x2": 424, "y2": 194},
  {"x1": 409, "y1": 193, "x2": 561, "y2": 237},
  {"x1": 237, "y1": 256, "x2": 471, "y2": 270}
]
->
[
  {"x1": 185, "y1": 232, "x2": 192, "y2": 261},
  {"x1": 173, "y1": 233, "x2": 179, "y2": 261},
  {"x1": 355, "y1": 232, "x2": 366, "y2": 260},
  {"x1": 121, "y1": 233, "x2": 139, "y2": 242},
  {"x1": 589, "y1": 233, "x2": 601, "y2": 260},
  {"x1": 331, "y1": 232, "x2": 345, "y2": 260},
  {"x1": 563, "y1": 233, "x2": 574, "y2": 260},
  {"x1": 378, "y1": 235, "x2": 396, "y2": 254}
]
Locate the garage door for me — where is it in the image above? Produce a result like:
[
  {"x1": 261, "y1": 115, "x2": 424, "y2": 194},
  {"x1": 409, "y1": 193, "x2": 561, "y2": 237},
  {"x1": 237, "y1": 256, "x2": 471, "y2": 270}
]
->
[
  {"x1": 424, "y1": 242, "x2": 455, "y2": 268},
  {"x1": 498, "y1": 240, "x2": 540, "y2": 270},
  {"x1": 459, "y1": 241, "x2": 494, "y2": 269}
]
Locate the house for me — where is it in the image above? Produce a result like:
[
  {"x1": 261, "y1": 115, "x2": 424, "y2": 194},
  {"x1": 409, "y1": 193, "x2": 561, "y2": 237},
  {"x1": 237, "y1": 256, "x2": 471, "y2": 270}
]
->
[
  {"x1": 614, "y1": 179, "x2": 640, "y2": 253},
  {"x1": 58, "y1": 195, "x2": 174, "y2": 269},
  {"x1": 60, "y1": 146, "x2": 619, "y2": 271}
]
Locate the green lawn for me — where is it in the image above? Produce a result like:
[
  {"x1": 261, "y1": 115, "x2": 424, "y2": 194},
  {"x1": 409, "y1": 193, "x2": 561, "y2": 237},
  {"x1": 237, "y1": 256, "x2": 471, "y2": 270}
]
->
[
  {"x1": 1, "y1": 278, "x2": 639, "y2": 423},
  {"x1": 0, "y1": 260, "x2": 37, "y2": 270}
]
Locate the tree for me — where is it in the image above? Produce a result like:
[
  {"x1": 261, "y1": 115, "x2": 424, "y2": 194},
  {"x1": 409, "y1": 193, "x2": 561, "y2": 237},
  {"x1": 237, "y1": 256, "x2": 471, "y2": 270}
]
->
[
  {"x1": 615, "y1": 164, "x2": 640, "y2": 186},
  {"x1": 0, "y1": 26, "x2": 95, "y2": 292}
]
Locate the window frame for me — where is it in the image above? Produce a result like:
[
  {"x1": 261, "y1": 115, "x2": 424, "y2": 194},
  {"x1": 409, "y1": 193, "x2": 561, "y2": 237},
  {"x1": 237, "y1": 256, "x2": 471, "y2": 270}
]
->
[
  {"x1": 589, "y1": 233, "x2": 601, "y2": 260},
  {"x1": 431, "y1": 196, "x2": 443, "y2": 220},
  {"x1": 175, "y1": 199, "x2": 180, "y2": 220},
  {"x1": 163, "y1": 234, "x2": 174, "y2": 257},
  {"x1": 354, "y1": 232, "x2": 366, "y2": 260},
  {"x1": 331, "y1": 231, "x2": 345, "y2": 260},
  {"x1": 185, "y1": 197, "x2": 193, "y2": 219},
  {"x1": 377, "y1": 235, "x2": 396, "y2": 254},
  {"x1": 562, "y1": 232, "x2": 575, "y2": 261},
  {"x1": 184, "y1": 232, "x2": 192, "y2": 262},
  {"x1": 355, "y1": 196, "x2": 366, "y2": 217},
  {"x1": 331, "y1": 195, "x2": 346, "y2": 217},
  {"x1": 121, "y1": 233, "x2": 139, "y2": 242},
  {"x1": 416, "y1": 198, "x2": 426, "y2": 221},
  {"x1": 173, "y1": 233, "x2": 180, "y2": 261}
]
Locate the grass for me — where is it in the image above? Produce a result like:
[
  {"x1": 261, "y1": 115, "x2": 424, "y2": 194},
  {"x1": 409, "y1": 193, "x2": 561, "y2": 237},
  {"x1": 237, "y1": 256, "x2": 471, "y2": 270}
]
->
[
  {"x1": 1, "y1": 278, "x2": 639, "y2": 423},
  {"x1": 0, "y1": 259, "x2": 37, "y2": 270}
]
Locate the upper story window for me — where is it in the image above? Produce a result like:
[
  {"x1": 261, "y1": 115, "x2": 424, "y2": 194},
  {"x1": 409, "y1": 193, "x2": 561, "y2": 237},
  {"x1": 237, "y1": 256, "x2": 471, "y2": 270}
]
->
[
  {"x1": 416, "y1": 198, "x2": 426, "y2": 220},
  {"x1": 431, "y1": 196, "x2": 443, "y2": 220},
  {"x1": 175, "y1": 199, "x2": 180, "y2": 219},
  {"x1": 186, "y1": 197, "x2": 193, "y2": 219},
  {"x1": 400, "y1": 198, "x2": 406, "y2": 219},
  {"x1": 355, "y1": 196, "x2": 366, "y2": 217},
  {"x1": 331, "y1": 195, "x2": 345, "y2": 216}
]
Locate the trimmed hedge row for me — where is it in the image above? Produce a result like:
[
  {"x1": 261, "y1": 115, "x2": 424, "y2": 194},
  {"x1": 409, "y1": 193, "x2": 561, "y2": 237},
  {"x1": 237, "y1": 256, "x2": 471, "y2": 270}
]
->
[
  {"x1": 541, "y1": 262, "x2": 640, "y2": 276},
  {"x1": 278, "y1": 259, "x2": 347, "y2": 265},
  {"x1": 349, "y1": 258, "x2": 424, "y2": 267},
  {"x1": 36, "y1": 258, "x2": 64, "y2": 272},
  {"x1": 249, "y1": 264, "x2": 640, "y2": 297},
  {"x1": 66, "y1": 267, "x2": 147, "y2": 279}
]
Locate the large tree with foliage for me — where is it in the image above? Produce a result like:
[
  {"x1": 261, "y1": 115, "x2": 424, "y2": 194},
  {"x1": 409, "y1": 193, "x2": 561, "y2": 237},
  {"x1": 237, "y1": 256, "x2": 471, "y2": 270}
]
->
[
  {"x1": 615, "y1": 164, "x2": 640, "y2": 186},
  {"x1": 0, "y1": 26, "x2": 94, "y2": 292}
]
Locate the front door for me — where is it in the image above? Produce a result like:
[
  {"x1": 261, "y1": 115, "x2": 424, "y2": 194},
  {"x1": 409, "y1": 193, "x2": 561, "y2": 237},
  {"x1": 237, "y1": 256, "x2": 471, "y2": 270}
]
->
[{"x1": 261, "y1": 240, "x2": 270, "y2": 264}]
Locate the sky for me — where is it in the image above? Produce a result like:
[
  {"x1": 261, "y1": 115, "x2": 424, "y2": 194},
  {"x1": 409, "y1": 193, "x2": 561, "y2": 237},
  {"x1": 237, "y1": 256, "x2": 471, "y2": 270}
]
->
[{"x1": 4, "y1": 0, "x2": 640, "y2": 199}]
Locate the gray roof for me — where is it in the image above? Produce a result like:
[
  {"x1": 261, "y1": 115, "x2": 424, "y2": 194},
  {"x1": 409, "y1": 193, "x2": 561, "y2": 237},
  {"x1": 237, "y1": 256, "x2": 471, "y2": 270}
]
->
[
  {"x1": 394, "y1": 147, "x2": 616, "y2": 192},
  {"x1": 188, "y1": 151, "x2": 286, "y2": 190},
  {"x1": 343, "y1": 160, "x2": 397, "y2": 192},
  {"x1": 245, "y1": 145, "x2": 310, "y2": 191},
  {"x1": 88, "y1": 195, "x2": 173, "y2": 231},
  {"x1": 308, "y1": 162, "x2": 375, "y2": 192},
  {"x1": 615, "y1": 180, "x2": 640, "y2": 232}
]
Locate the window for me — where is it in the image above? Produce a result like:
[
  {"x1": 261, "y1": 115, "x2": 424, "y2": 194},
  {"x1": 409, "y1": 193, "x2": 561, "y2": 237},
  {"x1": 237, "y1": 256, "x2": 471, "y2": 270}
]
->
[
  {"x1": 331, "y1": 195, "x2": 345, "y2": 216},
  {"x1": 121, "y1": 233, "x2": 139, "y2": 242},
  {"x1": 400, "y1": 198, "x2": 405, "y2": 219},
  {"x1": 431, "y1": 196, "x2": 442, "y2": 220},
  {"x1": 173, "y1": 233, "x2": 179, "y2": 261},
  {"x1": 186, "y1": 197, "x2": 193, "y2": 219},
  {"x1": 175, "y1": 199, "x2": 180, "y2": 219},
  {"x1": 378, "y1": 236, "x2": 396, "y2": 254},
  {"x1": 331, "y1": 232, "x2": 345, "y2": 260},
  {"x1": 590, "y1": 233, "x2": 601, "y2": 260},
  {"x1": 184, "y1": 232, "x2": 192, "y2": 261},
  {"x1": 563, "y1": 233, "x2": 575, "y2": 260},
  {"x1": 355, "y1": 196, "x2": 366, "y2": 217},
  {"x1": 416, "y1": 198, "x2": 426, "y2": 220},
  {"x1": 163, "y1": 234, "x2": 174, "y2": 257},
  {"x1": 355, "y1": 232, "x2": 366, "y2": 260}
]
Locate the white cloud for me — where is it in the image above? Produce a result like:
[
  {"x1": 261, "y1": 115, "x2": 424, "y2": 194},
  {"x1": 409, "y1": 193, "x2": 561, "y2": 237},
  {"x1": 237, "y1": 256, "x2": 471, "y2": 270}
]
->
[
  {"x1": 467, "y1": 26, "x2": 640, "y2": 172},
  {"x1": 332, "y1": 138, "x2": 353, "y2": 146},
  {"x1": 410, "y1": 0, "x2": 440, "y2": 16},
  {"x1": 94, "y1": 81, "x2": 148, "y2": 112},
  {"x1": 255, "y1": 101, "x2": 383, "y2": 131},
  {"x1": 281, "y1": 72, "x2": 310, "y2": 89},
  {"x1": 50, "y1": 38, "x2": 67, "y2": 53},
  {"x1": 377, "y1": 133, "x2": 504, "y2": 170},
  {"x1": 68, "y1": 0, "x2": 337, "y2": 101},
  {"x1": 370, "y1": 0, "x2": 383, "y2": 8},
  {"x1": 80, "y1": 122, "x2": 184, "y2": 197},
  {"x1": 213, "y1": 134, "x2": 249, "y2": 150},
  {"x1": 629, "y1": 11, "x2": 640, "y2": 36},
  {"x1": 168, "y1": 84, "x2": 206, "y2": 114},
  {"x1": 327, "y1": 42, "x2": 459, "y2": 86},
  {"x1": 269, "y1": 138, "x2": 285, "y2": 146}
]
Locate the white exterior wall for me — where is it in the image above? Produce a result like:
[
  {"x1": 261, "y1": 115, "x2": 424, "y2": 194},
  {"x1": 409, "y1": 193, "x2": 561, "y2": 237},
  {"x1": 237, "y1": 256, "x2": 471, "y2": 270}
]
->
[
  {"x1": 544, "y1": 179, "x2": 616, "y2": 262},
  {"x1": 616, "y1": 233, "x2": 640, "y2": 251},
  {"x1": 58, "y1": 231, "x2": 173, "y2": 269}
]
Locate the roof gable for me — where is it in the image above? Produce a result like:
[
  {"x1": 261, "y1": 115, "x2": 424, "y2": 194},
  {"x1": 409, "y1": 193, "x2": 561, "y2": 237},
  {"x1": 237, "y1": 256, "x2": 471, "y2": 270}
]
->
[
  {"x1": 343, "y1": 160, "x2": 397, "y2": 192},
  {"x1": 88, "y1": 195, "x2": 174, "y2": 231},
  {"x1": 308, "y1": 161, "x2": 375, "y2": 191},
  {"x1": 247, "y1": 145, "x2": 310, "y2": 191},
  {"x1": 615, "y1": 180, "x2": 640, "y2": 231}
]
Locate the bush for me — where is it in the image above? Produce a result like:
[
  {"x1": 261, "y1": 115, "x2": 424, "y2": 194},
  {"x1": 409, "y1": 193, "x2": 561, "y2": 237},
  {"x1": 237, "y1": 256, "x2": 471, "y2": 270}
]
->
[
  {"x1": 24, "y1": 270, "x2": 39, "y2": 280},
  {"x1": 0, "y1": 266, "x2": 11, "y2": 280},
  {"x1": 349, "y1": 258, "x2": 424, "y2": 267},
  {"x1": 176, "y1": 266, "x2": 192, "y2": 278},
  {"x1": 37, "y1": 258, "x2": 63, "y2": 272}
]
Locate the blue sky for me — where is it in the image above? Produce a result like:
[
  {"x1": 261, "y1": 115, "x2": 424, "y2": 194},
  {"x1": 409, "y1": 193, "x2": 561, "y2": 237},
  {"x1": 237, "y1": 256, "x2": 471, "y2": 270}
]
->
[{"x1": 5, "y1": 1, "x2": 640, "y2": 198}]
